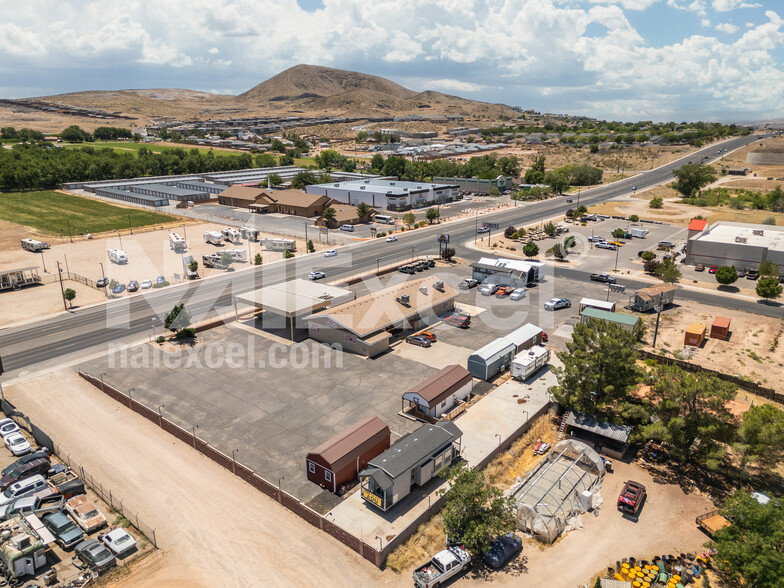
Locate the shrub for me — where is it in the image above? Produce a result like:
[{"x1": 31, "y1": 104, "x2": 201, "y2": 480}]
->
[
  {"x1": 156, "y1": 335, "x2": 165, "y2": 343},
  {"x1": 649, "y1": 196, "x2": 664, "y2": 209},
  {"x1": 175, "y1": 327, "x2": 196, "y2": 340},
  {"x1": 504, "y1": 226, "x2": 517, "y2": 238},
  {"x1": 762, "y1": 216, "x2": 776, "y2": 225},
  {"x1": 283, "y1": 249, "x2": 294, "y2": 259}
]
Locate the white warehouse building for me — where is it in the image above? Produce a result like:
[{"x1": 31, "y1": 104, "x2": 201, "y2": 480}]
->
[
  {"x1": 686, "y1": 221, "x2": 784, "y2": 271},
  {"x1": 305, "y1": 179, "x2": 459, "y2": 211}
]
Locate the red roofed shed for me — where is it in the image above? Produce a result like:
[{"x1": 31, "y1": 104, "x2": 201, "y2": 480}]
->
[
  {"x1": 710, "y1": 317, "x2": 731, "y2": 340},
  {"x1": 688, "y1": 218, "x2": 709, "y2": 240},
  {"x1": 306, "y1": 417, "x2": 390, "y2": 493}
]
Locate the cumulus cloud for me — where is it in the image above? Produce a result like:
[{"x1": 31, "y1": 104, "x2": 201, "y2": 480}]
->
[
  {"x1": 712, "y1": 0, "x2": 762, "y2": 11},
  {"x1": 716, "y1": 22, "x2": 739, "y2": 33},
  {"x1": 425, "y1": 79, "x2": 484, "y2": 92}
]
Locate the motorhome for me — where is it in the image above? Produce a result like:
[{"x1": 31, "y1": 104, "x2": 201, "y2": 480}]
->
[
  {"x1": 107, "y1": 249, "x2": 128, "y2": 264},
  {"x1": 630, "y1": 227, "x2": 648, "y2": 238},
  {"x1": 241, "y1": 227, "x2": 260, "y2": 241},
  {"x1": 261, "y1": 238, "x2": 296, "y2": 252},
  {"x1": 223, "y1": 249, "x2": 248, "y2": 262},
  {"x1": 221, "y1": 227, "x2": 242, "y2": 244},
  {"x1": 203, "y1": 231, "x2": 223, "y2": 246},
  {"x1": 169, "y1": 233, "x2": 186, "y2": 250},
  {"x1": 374, "y1": 215, "x2": 395, "y2": 225},
  {"x1": 20, "y1": 239, "x2": 48, "y2": 253}
]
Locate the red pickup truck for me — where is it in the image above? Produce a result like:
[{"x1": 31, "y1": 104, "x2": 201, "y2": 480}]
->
[{"x1": 617, "y1": 480, "x2": 646, "y2": 515}]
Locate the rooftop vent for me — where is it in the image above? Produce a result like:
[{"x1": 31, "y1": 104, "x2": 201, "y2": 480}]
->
[
  {"x1": 735, "y1": 236, "x2": 747, "y2": 243},
  {"x1": 433, "y1": 281, "x2": 444, "y2": 291},
  {"x1": 396, "y1": 294, "x2": 410, "y2": 306},
  {"x1": 419, "y1": 287, "x2": 428, "y2": 295},
  {"x1": 753, "y1": 229, "x2": 764, "y2": 236}
]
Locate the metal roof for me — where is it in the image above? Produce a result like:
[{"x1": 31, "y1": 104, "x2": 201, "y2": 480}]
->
[
  {"x1": 93, "y1": 187, "x2": 168, "y2": 204},
  {"x1": 581, "y1": 307, "x2": 640, "y2": 327},
  {"x1": 237, "y1": 279, "x2": 355, "y2": 318},
  {"x1": 469, "y1": 323, "x2": 543, "y2": 362},
  {"x1": 402, "y1": 365, "x2": 473, "y2": 407},
  {"x1": 564, "y1": 411, "x2": 631, "y2": 444},
  {"x1": 308, "y1": 416, "x2": 390, "y2": 468},
  {"x1": 367, "y1": 422, "x2": 462, "y2": 479}
]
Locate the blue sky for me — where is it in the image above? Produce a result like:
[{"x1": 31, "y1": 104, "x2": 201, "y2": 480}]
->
[{"x1": 0, "y1": 0, "x2": 782, "y2": 122}]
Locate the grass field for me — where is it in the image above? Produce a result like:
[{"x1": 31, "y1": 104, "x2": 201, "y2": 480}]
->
[{"x1": 0, "y1": 191, "x2": 177, "y2": 236}]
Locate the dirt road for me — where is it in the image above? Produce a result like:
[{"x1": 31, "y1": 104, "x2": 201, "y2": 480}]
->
[{"x1": 6, "y1": 371, "x2": 401, "y2": 588}]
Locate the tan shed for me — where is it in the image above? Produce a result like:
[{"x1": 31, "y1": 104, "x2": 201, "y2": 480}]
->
[
  {"x1": 710, "y1": 317, "x2": 731, "y2": 340},
  {"x1": 684, "y1": 323, "x2": 707, "y2": 347}
]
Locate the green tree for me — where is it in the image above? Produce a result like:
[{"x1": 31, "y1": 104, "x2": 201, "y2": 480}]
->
[
  {"x1": 283, "y1": 249, "x2": 294, "y2": 259},
  {"x1": 545, "y1": 168, "x2": 570, "y2": 194},
  {"x1": 382, "y1": 155, "x2": 407, "y2": 178},
  {"x1": 321, "y1": 207, "x2": 336, "y2": 222},
  {"x1": 425, "y1": 207, "x2": 440, "y2": 224},
  {"x1": 487, "y1": 185, "x2": 500, "y2": 196},
  {"x1": 220, "y1": 251, "x2": 234, "y2": 267},
  {"x1": 629, "y1": 214, "x2": 639, "y2": 222},
  {"x1": 523, "y1": 242, "x2": 539, "y2": 257},
  {"x1": 439, "y1": 462, "x2": 517, "y2": 556},
  {"x1": 188, "y1": 260, "x2": 198, "y2": 273},
  {"x1": 291, "y1": 171, "x2": 318, "y2": 189},
  {"x1": 543, "y1": 222, "x2": 557, "y2": 237},
  {"x1": 655, "y1": 259, "x2": 681, "y2": 283},
  {"x1": 758, "y1": 260, "x2": 780, "y2": 278},
  {"x1": 255, "y1": 153, "x2": 277, "y2": 168},
  {"x1": 279, "y1": 153, "x2": 295, "y2": 166},
  {"x1": 268, "y1": 173, "x2": 283, "y2": 186},
  {"x1": 710, "y1": 490, "x2": 784, "y2": 588},
  {"x1": 356, "y1": 202, "x2": 371, "y2": 220},
  {"x1": 735, "y1": 405, "x2": 784, "y2": 473},
  {"x1": 673, "y1": 163, "x2": 718, "y2": 196},
  {"x1": 164, "y1": 303, "x2": 192, "y2": 332},
  {"x1": 441, "y1": 247, "x2": 456, "y2": 261},
  {"x1": 356, "y1": 131, "x2": 368, "y2": 141},
  {"x1": 715, "y1": 265, "x2": 738, "y2": 286},
  {"x1": 524, "y1": 155, "x2": 546, "y2": 184},
  {"x1": 612, "y1": 228, "x2": 626, "y2": 239},
  {"x1": 649, "y1": 196, "x2": 664, "y2": 209},
  {"x1": 402, "y1": 212, "x2": 416, "y2": 228},
  {"x1": 61, "y1": 125, "x2": 91, "y2": 142},
  {"x1": 370, "y1": 153, "x2": 385, "y2": 171},
  {"x1": 63, "y1": 288, "x2": 76, "y2": 308},
  {"x1": 504, "y1": 226, "x2": 517, "y2": 239},
  {"x1": 640, "y1": 250, "x2": 656, "y2": 262},
  {"x1": 307, "y1": 240, "x2": 315, "y2": 253},
  {"x1": 756, "y1": 277, "x2": 783, "y2": 301},
  {"x1": 254, "y1": 253, "x2": 262, "y2": 265},
  {"x1": 550, "y1": 318, "x2": 641, "y2": 415}
]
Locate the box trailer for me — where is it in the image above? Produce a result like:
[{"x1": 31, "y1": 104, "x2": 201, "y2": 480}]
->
[
  {"x1": 203, "y1": 231, "x2": 223, "y2": 245},
  {"x1": 241, "y1": 227, "x2": 260, "y2": 241},
  {"x1": 510, "y1": 346, "x2": 550, "y2": 380},
  {"x1": 107, "y1": 249, "x2": 128, "y2": 264},
  {"x1": 630, "y1": 227, "x2": 648, "y2": 238},
  {"x1": 261, "y1": 238, "x2": 296, "y2": 252},
  {"x1": 20, "y1": 239, "x2": 49, "y2": 253},
  {"x1": 221, "y1": 227, "x2": 242, "y2": 244},
  {"x1": 169, "y1": 233, "x2": 186, "y2": 250},
  {"x1": 579, "y1": 298, "x2": 616, "y2": 314}
]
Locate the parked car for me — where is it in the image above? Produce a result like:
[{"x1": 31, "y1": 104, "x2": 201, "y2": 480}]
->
[
  {"x1": 708, "y1": 266, "x2": 718, "y2": 274},
  {"x1": 617, "y1": 480, "x2": 647, "y2": 515},
  {"x1": 101, "y1": 528, "x2": 137, "y2": 556},
  {"x1": 323, "y1": 249, "x2": 338, "y2": 257},
  {"x1": 590, "y1": 273, "x2": 616, "y2": 283},
  {"x1": 595, "y1": 241, "x2": 617, "y2": 250},
  {"x1": 406, "y1": 335, "x2": 432, "y2": 348},
  {"x1": 156, "y1": 275, "x2": 166, "y2": 284},
  {"x1": 465, "y1": 195, "x2": 472, "y2": 200},
  {"x1": 127, "y1": 280, "x2": 139, "y2": 292},
  {"x1": 418, "y1": 332, "x2": 437, "y2": 343},
  {"x1": 509, "y1": 288, "x2": 528, "y2": 300},
  {"x1": 0, "y1": 456, "x2": 50, "y2": 490},
  {"x1": 494, "y1": 286, "x2": 514, "y2": 297},
  {"x1": 385, "y1": 235, "x2": 398, "y2": 242},
  {"x1": 541, "y1": 332, "x2": 549, "y2": 343},
  {"x1": 74, "y1": 539, "x2": 116, "y2": 574},
  {"x1": 694, "y1": 264, "x2": 705, "y2": 272},
  {"x1": 141, "y1": 279, "x2": 153, "y2": 289},
  {"x1": 0, "y1": 475, "x2": 48, "y2": 507},
  {"x1": 308, "y1": 271, "x2": 326, "y2": 280},
  {"x1": 0, "y1": 494, "x2": 64, "y2": 522},
  {"x1": 48, "y1": 470, "x2": 86, "y2": 500},
  {"x1": 477, "y1": 226, "x2": 490, "y2": 234},
  {"x1": 96, "y1": 277, "x2": 108, "y2": 288},
  {"x1": 588, "y1": 236, "x2": 604, "y2": 243},
  {"x1": 111, "y1": 283, "x2": 126, "y2": 295},
  {"x1": 658, "y1": 241, "x2": 675, "y2": 248},
  {"x1": 66, "y1": 495, "x2": 107, "y2": 534},
  {"x1": 565, "y1": 198, "x2": 573, "y2": 203},
  {"x1": 1, "y1": 451, "x2": 49, "y2": 478},
  {"x1": 458, "y1": 278, "x2": 478, "y2": 290},
  {"x1": 0, "y1": 419, "x2": 19, "y2": 438},
  {"x1": 44, "y1": 511, "x2": 84, "y2": 549},
  {"x1": 544, "y1": 298, "x2": 571, "y2": 311},
  {"x1": 339, "y1": 224, "x2": 355, "y2": 232},
  {"x1": 3, "y1": 433, "x2": 30, "y2": 456},
  {"x1": 479, "y1": 284, "x2": 500, "y2": 296},
  {"x1": 445, "y1": 314, "x2": 471, "y2": 328},
  {"x1": 483, "y1": 533, "x2": 523, "y2": 569},
  {"x1": 746, "y1": 270, "x2": 760, "y2": 280}
]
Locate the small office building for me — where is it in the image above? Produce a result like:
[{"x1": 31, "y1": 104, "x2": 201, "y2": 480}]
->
[
  {"x1": 218, "y1": 185, "x2": 268, "y2": 208},
  {"x1": 0, "y1": 267, "x2": 41, "y2": 291},
  {"x1": 359, "y1": 421, "x2": 462, "y2": 511},
  {"x1": 471, "y1": 257, "x2": 543, "y2": 288},
  {"x1": 580, "y1": 308, "x2": 641, "y2": 333},
  {"x1": 402, "y1": 365, "x2": 473, "y2": 421},
  {"x1": 628, "y1": 284, "x2": 677, "y2": 312},
  {"x1": 306, "y1": 417, "x2": 391, "y2": 494},
  {"x1": 467, "y1": 323, "x2": 544, "y2": 380}
]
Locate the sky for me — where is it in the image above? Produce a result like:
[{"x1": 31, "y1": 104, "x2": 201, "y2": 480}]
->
[{"x1": 0, "y1": 0, "x2": 782, "y2": 122}]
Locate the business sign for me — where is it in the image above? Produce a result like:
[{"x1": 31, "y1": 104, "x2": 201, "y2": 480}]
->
[
  {"x1": 484, "y1": 222, "x2": 500, "y2": 230},
  {"x1": 362, "y1": 488, "x2": 383, "y2": 508},
  {"x1": 370, "y1": 227, "x2": 377, "y2": 237},
  {"x1": 437, "y1": 234, "x2": 449, "y2": 244},
  {"x1": 319, "y1": 227, "x2": 328, "y2": 235}
]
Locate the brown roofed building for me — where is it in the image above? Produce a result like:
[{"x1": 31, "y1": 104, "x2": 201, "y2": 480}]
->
[
  {"x1": 267, "y1": 189, "x2": 332, "y2": 217},
  {"x1": 402, "y1": 365, "x2": 473, "y2": 421},
  {"x1": 217, "y1": 185, "x2": 270, "y2": 208},
  {"x1": 306, "y1": 417, "x2": 391, "y2": 493},
  {"x1": 628, "y1": 283, "x2": 677, "y2": 312},
  {"x1": 315, "y1": 204, "x2": 375, "y2": 229}
]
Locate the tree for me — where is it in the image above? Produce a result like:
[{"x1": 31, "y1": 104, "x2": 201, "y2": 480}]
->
[
  {"x1": 188, "y1": 260, "x2": 198, "y2": 273},
  {"x1": 307, "y1": 240, "x2": 315, "y2": 253},
  {"x1": 356, "y1": 202, "x2": 371, "y2": 220},
  {"x1": 550, "y1": 318, "x2": 641, "y2": 415},
  {"x1": 710, "y1": 490, "x2": 784, "y2": 588},
  {"x1": 524, "y1": 155, "x2": 546, "y2": 184},
  {"x1": 629, "y1": 214, "x2": 639, "y2": 222},
  {"x1": 543, "y1": 222, "x2": 557, "y2": 237},
  {"x1": 504, "y1": 226, "x2": 517, "y2": 239},
  {"x1": 402, "y1": 212, "x2": 416, "y2": 228},
  {"x1": 61, "y1": 125, "x2": 91, "y2": 143},
  {"x1": 487, "y1": 185, "x2": 500, "y2": 196},
  {"x1": 268, "y1": 173, "x2": 283, "y2": 186},
  {"x1": 370, "y1": 153, "x2": 385, "y2": 171},
  {"x1": 756, "y1": 277, "x2": 783, "y2": 302},
  {"x1": 735, "y1": 405, "x2": 784, "y2": 473},
  {"x1": 640, "y1": 250, "x2": 656, "y2": 262},
  {"x1": 255, "y1": 153, "x2": 277, "y2": 168},
  {"x1": 425, "y1": 207, "x2": 440, "y2": 224},
  {"x1": 523, "y1": 242, "x2": 539, "y2": 257},
  {"x1": 220, "y1": 251, "x2": 234, "y2": 267},
  {"x1": 612, "y1": 228, "x2": 626, "y2": 239},
  {"x1": 321, "y1": 207, "x2": 336, "y2": 222},
  {"x1": 672, "y1": 163, "x2": 717, "y2": 196},
  {"x1": 356, "y1": 131, "x2": 368, "y2": 141},
  {"x1": 442, "y1": 247, "x2": 456, "y2": 261},
  {"x1": 654, "y1": 259, "x2": 681, "y2": 283},
  {"x1": 545, "y1": 168, "x2": 570, "y2": 194},
  {"x1": 439, "y1": 462, "x2": 517, "y2": 556},
  {"x1": 291, "y1": 171, "x2": 318, "y2": 189},
  {"x1": 254, "y1": 253, "x2": 262, "y2": 265},
  {"x1": 63, "y1": 288, "x2": 76, "y2": 308},
  {"x1": 283, "y1": 249, "x2": 294, "y2": 259},
  {"x1": 649, "y1": 196, "x2": 664, "y2": 209},
  {"x1": 279, "y1": 153, "x2": 295, "y2": 166},
  {"x1": 715, "y1": 265, "x2": 738, "y2": 286},
  {"x1": 758, "y1": 260, "x2": 780, "y2": 278},
  {"x1": 164, "y1": 303, "x2": 192, "y2": 332}
]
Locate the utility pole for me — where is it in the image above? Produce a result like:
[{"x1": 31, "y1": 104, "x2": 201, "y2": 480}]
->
[
  {"x1": 117, "y1": 231, "x2": 123, "y2": 249},
  {"x1": 67, "y1": 219, "x2": 73, "y2": 243},
  {"x1": 40, "y1": 250, "x2": 47, "y2": 273},
  {"x1": 652, "y1": 295, "x2": 663, "y2": 347},
  {"x1": 56, "y1": 261, "x2": 67, "y2": 311},
  {"x1": 614, "y1": 245, "x2": 620, "y2": 272}
]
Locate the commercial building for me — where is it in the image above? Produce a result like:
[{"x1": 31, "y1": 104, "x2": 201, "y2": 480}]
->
[
  {"x1": 470, "y1": 257, "x2": 544, "y2": 288},
  {"x1": 467, "y1": 323, "x2": 544, "y2": 380},
  {"x1": 92, "y1": 186, "x2": 169, "y2": 207},
  {"x1": 305, "y1": 277, "x2": 458, "y2": 357},
  {"x1": 401, "y1": 365, "x2": 474, "y2": 421},
  {"x1": 580, "y1": 308, "x2": 641, "y2": 333},
  {"x1": 433, "y1": 175, "x2": 515, "y2": 195},
  {"x1": 306, "y1": 417, "x2": 391, "y2": 494},
  {"x1": 306, "y1": 179, "x2": 459, "y2": 211},
  {"x1": 0, "y1": 267, "x2": 41, "y2": 291},
  {"x1": 359, "y1": 421, "x2": 462, "y2": 511},
  {"x1": 219, "y1": 186, "x2": 333, "y2": 217},
  {"x1": 217, "y1": 185, "x2": 268, "y2": 208},
  {"x1": 628, "y1": 284, "x2": 677, "y2": 312},
  {"x1": 685, "y1": 221, "x2": 784, "y2": 270}
]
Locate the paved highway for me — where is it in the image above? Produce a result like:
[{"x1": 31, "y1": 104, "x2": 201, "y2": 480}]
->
[{"x1": 0, "y1": 134, "x2": 766, "y2": 373}]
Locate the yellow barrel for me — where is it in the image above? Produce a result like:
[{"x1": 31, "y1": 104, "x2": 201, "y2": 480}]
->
[
  {"x1": 642, "y1": 583, "x2": 651, "y2": 588},
  {"x1": 644, "y1": 565, "x2": 651, "y2": 571},
  {"x1": 614, "y1": 573, "x2": 624, "y2": 581},
  {"x1": 622, "y1": 563, "x2": 630, "y2": 569},
  {"x1": 633, "y1": 582, "x2": 641, "y2": 588}
]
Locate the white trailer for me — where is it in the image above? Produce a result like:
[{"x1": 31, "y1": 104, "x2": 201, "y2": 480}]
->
[
  {"x1": 579, "y1": 298, "x2": 616, "y2": 314},
  {"x1": 630, "y1": 227, "x2": 648, "y2": 238},
  {"x1": 510, "y1": 346, "x2": 550, "y2": 380},
  {"x1": 241, "y1": 227, "x2": 260, "y2": 241},
  {"x1": 20, "y1": 239, "x2": 48, "y2": 252},
  {"x1": 107, "y1": 249, "x2": 128, "y2": 264},
  {"x1": 223, "y1": 248, "x2": 248, "y2": 262},
  {"x1": 221, "y1": 227, "x2": 242, "y2": 244},
  {"x1": 261, "y1": 238, "x2": 296, "y2": 252},
  {"x1": 203, "y1": 231, "x2": 223, "y2": 245},
  {"x1": 169, "y1": 233, "x2": 186, "y2": 250}
]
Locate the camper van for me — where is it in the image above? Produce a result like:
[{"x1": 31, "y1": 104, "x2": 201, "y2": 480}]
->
[
  {"x1": 20, "y1": 239, "x2": 48, "y2": 253},
  {"x1": 374, "y1": 215, "x2": 395, "y2": 225},
  {"x1": 630, "y1": 227, "x2": 648, "y2": 238},
  {"x1": 510, "y1": 346, "x2": 551, "y2": 380},
  {"x1": 223, "y1": 249, "x2": 248, "y2": 262},
  {"x1": 169, "y1": 233, "x2": 186, "y2": 250},
  {"x1": 203, "y1": 231, "x2": 223, "y2": 246},
  {"x1": 107, "y1": 249, "x2": 128, "y2": 264},
  {"x1": 221, "y1": 227, "x2": 242, "y2": 244}
]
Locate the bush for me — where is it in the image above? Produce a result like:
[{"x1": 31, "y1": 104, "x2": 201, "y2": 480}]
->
[
  {"x1": 283, "y1": 249, "x2": 294, "y2": 259},
  {"x1": 762, "y1": 216, "x2": 776, "y2": 225},
  {"x1": 156, "y1": 335, "x2": 165, "y2": 343},
  {"x1": 649, "y1": 196, "x2": 664, "y2": 209},
  {"x1": 175, "y1": 327, "x2": 196, "y2": 340},
  {"x1": 641, "y1": 250, "x2": 656, "y2": 261},
  {"x1": 504, "y1": 226, "x2": 517, "y2": 239}
]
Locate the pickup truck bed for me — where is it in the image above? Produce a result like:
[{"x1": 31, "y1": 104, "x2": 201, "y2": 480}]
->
[{"x1": 413, "y1": 546, "x2": 471, "y2": 588}]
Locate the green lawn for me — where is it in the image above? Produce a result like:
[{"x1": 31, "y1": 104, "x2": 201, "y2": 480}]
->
[{"x1": 0, "y1": 191, "x2": 177, "y2": 236}]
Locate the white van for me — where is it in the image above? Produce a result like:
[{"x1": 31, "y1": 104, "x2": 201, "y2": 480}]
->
[
  {"x1": 107, "y1": 249, "x2": 128, "y2": 264},
  {"x1": 374, "y1": 215, "x2": 395, "y2": 225},
  {"x1": 0, "y1": 475, "x2": 48, "y2": 507},
  {"x1": 340, "y1": 225, "x2": 355, "y2": 232},
  {"x1": 323, "y1": 249, "x2": 338, "y2": 257}
]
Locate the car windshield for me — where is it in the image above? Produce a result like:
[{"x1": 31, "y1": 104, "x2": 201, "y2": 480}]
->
[
  {"x1": 82, "y1": 509, "x2": 99, "y2": 519},
  {"x1": 9, "y1": 437, "x2": 25, "y2": 446},
  {"x1": 92, "y1": 546, "x2": 112, "y2": 563},
  {"x1": 2, "y1": 487, "x2": 15, "y2": 499}
]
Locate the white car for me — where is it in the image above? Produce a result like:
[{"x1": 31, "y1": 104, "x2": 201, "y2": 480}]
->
[
  {"x1": 141, "y1": 280, "x2": 152, "y2": 289},
  {"x1": 385, "y1": 235, "x2": 398, "y2": 242},
  {"x1": 509, "y1": 288, "x2": 528, "y2": 300},
  {"x1": 465, "y1": 196, "x2": 473, "y2": 200},
  {"x1": 0, "y1": 419, "x2": 19, "y2": 438},
  {"x1": 479, "y1": 284, "x2": 500, "y2": 296},
  {"x1": 477, "y1": 226, "x2": 490, "y2": 234},
  {"x1": 3, "y1": 433, "x2": 31, "y2": 457},
  {"x1": 102, "y1": 528, "x2": 137, "y2": 556},
  {"x1": 587, "y1": 236, "x2": 604, "y2": 243},
  {"x1": 544, "y1": 298, "x2": 571, "y2": 311},
  {"x1": 308, "y1": 271, "x2": 326, "y2": 280},
  {"x1": 595, "y1": 241, "x2": 617, "y2": 250},
  {"x1": 323, "y1": 249, "x2": 337, "y2": 257}
]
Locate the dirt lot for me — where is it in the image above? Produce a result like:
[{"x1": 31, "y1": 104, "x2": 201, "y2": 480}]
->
[
  {"x1": 5, "y1": 370, "x2": 399, "y2": 588},
  {"x1": 645, "y1": 300, "x2": 784, "y2": 389}
]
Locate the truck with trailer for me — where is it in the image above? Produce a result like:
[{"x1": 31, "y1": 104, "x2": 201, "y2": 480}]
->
[
  {"x1": 203, "y1": 231, "x2": 223, "y2": 246},
  {"x1": 20, "y1": 239, "x2": 49, "y2": 253},
  {"x1": 107, "y1": 249, "x2": 128, "y2": 264},
  {"x1": 413, "y1": 546, "x2": 471, "y2": 588},
  {"x1": 221, "y1": 227, "x2": 242, "y2": 244},
  {"x1": 169, "y1": 233, "x2": 186, "y2": 250},
  {"x1": 630, "y1": 227, "x2": 648, "y2": 238}
]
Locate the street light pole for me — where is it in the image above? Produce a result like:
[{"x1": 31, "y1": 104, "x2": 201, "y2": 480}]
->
[
  {"x1": 191, "y1": 424, "x2": 199, "y2": 449},
  {"x1": 613, "y1": 245, "x2": 620, "y2": 272},
  {"x1": 67, "y1": 219, "x2": 73, "y2": 244},
  {"x1": 117, "y1": 231, "x2": 123, "y2": 249},
  {"x1": 56, "y1": 261, "x2": 67, "y2": 311},
  {"x1": 128, "y1": 212, "x2": 133, "y2": 235},
  {"x1": 232, "y1": 448, "x2": 239, "y2": 474},
  {"x1": 40, "y1": 250, "x2": 47, "y2": 273}
]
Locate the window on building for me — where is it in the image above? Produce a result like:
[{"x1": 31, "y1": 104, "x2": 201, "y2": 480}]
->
[
  {"x1": 325, "y1": 470, "x2": 332, "y2": 482},
  {"x1": 308, "y1": 462, "x2": 315, "y2": 474}
]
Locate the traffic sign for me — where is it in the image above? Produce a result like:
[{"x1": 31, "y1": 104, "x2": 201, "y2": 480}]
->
[{"x1": 484, "y1": 222, "x2": 500, "y2": 230}]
